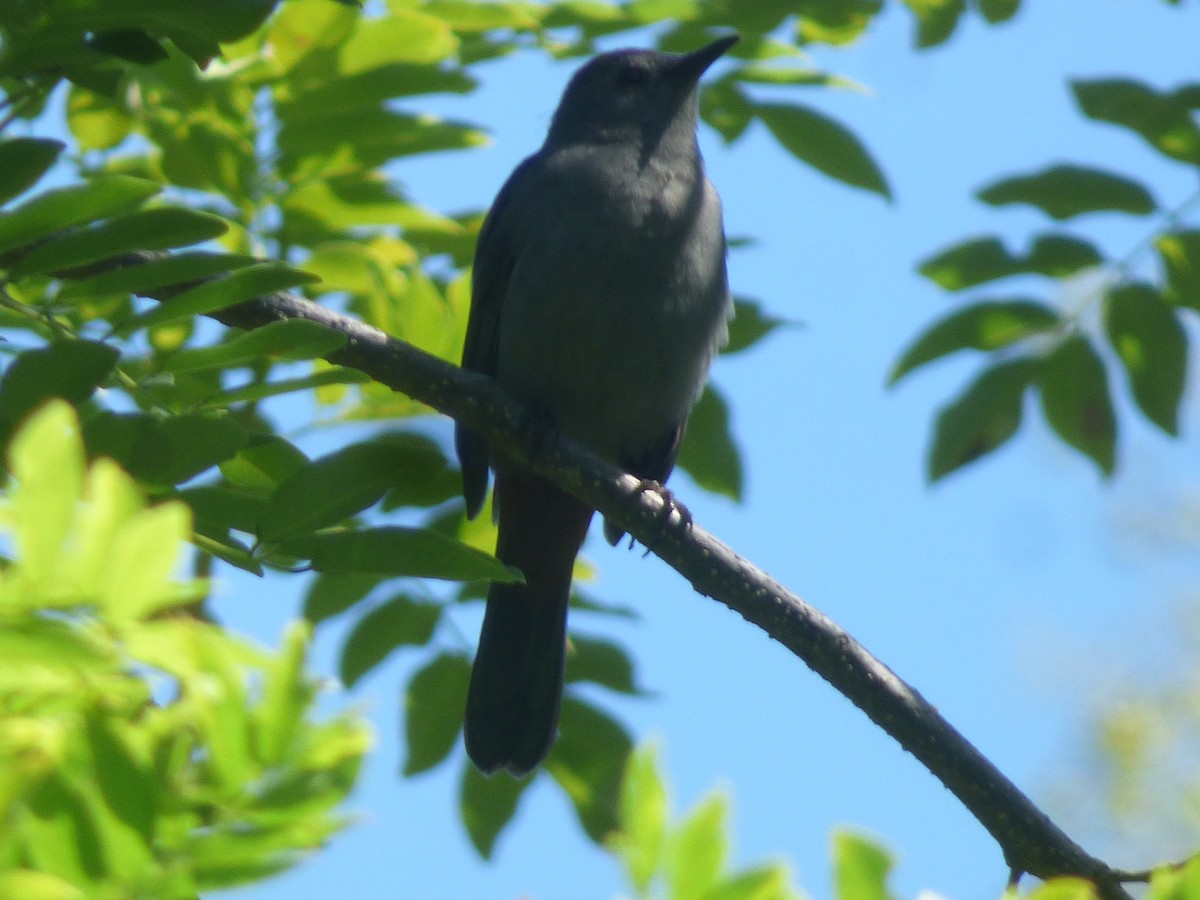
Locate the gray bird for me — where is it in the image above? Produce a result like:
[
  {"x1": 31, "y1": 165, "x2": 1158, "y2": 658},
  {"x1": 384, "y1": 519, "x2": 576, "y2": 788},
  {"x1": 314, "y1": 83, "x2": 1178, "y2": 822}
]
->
[{"x1": 456, "y1": 34, "x2": 738, "y2": 777}]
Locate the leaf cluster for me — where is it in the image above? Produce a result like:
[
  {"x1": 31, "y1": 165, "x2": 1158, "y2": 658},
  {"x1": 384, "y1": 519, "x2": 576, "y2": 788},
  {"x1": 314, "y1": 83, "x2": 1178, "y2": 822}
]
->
[
  {"x1": 0, "y1": 402, "x2": 369, "y2": 898},
  {"x1": 891, "y1": 80, "x2": 1200, "y2": 481}
]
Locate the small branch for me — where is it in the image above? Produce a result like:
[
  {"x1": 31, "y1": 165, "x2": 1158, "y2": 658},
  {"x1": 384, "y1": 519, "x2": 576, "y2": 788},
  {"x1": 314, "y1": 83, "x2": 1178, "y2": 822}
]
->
[{"x1": 23, "y1": 250, "x2": 1135, "y2": 897}]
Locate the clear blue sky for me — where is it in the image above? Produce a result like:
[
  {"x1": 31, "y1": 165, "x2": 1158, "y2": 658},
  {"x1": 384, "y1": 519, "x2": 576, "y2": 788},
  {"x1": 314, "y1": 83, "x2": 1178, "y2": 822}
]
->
[{"x1": 216, "y1": 2, "x2": 1200, "y2": 897}]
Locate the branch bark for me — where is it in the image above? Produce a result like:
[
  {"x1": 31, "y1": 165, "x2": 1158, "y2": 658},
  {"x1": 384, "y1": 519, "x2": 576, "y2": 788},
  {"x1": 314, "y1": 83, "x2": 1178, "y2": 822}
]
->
[{"x1": 39, "y1": 251, "x2": 1135, "y2": 897}]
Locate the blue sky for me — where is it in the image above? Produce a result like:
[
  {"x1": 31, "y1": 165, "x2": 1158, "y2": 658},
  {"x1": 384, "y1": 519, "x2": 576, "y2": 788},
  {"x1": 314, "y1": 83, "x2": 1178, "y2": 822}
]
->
[{"x1": 216, "y1": 2, "x2": 1200, "y2": 898}]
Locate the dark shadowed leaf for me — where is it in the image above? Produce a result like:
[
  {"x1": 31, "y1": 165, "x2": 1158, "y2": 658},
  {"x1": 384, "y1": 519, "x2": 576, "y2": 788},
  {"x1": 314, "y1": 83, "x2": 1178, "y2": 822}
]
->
[
  {"x1": 1073, "y1": 78, "x2": 1200, "y2": 165},
  {"x1": 461, "y1": 754, "x2": 530, "y2": 857},
  {"x1": 11, "y1": 207, "x2": 229, "y2": 277},
  {"x1": 903, "y1": 0, "x2": 965, "y2": 48},
  {"x1": 259, "y1": 440, "x2": 412, "y2": 542},
  {"x1": 403, "y1": 651, "x2": 471, "y2": 775},
  {"x1": 889, "y1": 299, "x2": 1060, "y2": 383},
  {"x1": 1157, "y1": 231, "x2": 1200, "y2": 310},
  {"x1": 177, "y1": 483, "x2": 268, "y2": 535},
  {"x1": 84, "y1": 412, "x2": 248, "y2": 486},
  {"x1": 0, "y1": 176, "x2": 161, "y2": 255},
  {"x1": 676, "y1": 386, "x2": 742, "y2": 501},
  {"x1": 119, "y1": 264, "x2": 319, "y2": 334},
  {"x1": 161, "y1": 320, "x2": 346, "y2": 375},
  {"x1": 723, "y1": 298, "x2": 792, "y2": 355},
  {"x1": 1103, "y1": 282, "x2": 1186, "y2": 436},
  {"x1": 548, "y1": 697, "x2": 632, "y2": 843},
  {"x1": 304, "y1": 573, "x2": 385, "y2": 624},
  {"x1": 565, "y1": 634, "x2": 641, "y2": 694},
  {"x1": 0, "y1": 340, "x2": 119, "y2": 443},
  {"x1": 340, "y1": 594, "x2": 442, "y2": 688},
  {"x1": 84, "y1": 29, "x2": 169, "y2": 64},
  {"x1": 0, "y1": 138, "x2": 64, "y2": 206},
  {"x1": 1036, "y1": 336, "x2": 1116, "y2": 476},
  {"x1": 58, "y1": 251, "x2": 258, "y2": 304},
  {"x1": 977, "y1": 165, "x2": 1156, "y2": 220},
  {"x1": 282, "y1": 526, "x2": 518, "y2": 582},
  {"x1": 755, "y1": 102, "x2": 890, "y2": 199},
  {"x1": 379, "y1": 433, "x2": 461, "y2": 510},
  {"x1": 928, "y1": 359, "x2": 1036, "y2": 481}
]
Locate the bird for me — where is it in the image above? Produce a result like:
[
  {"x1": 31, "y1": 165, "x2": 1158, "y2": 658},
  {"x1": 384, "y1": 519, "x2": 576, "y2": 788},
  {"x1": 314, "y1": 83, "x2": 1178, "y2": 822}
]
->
[{"x1": 456, "y1": 34, "x2": 738, "y2": 777}]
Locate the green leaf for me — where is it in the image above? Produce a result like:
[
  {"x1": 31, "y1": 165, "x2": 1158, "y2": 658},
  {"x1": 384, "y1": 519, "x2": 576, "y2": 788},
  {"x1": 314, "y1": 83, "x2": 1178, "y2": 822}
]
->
[
  {"x1": 8, "y1": 402, "x2": 86, "y2": 587},
  {"x1": 219, "y1": 434, "x2": 309, "y2": 490},
  {"x1": 723, "y1": 298, "x2": 791, "y2": 355},
  {"x1": 707, "y1": 865, "x2": 802, "y2": 900},
  {"x1": 84, "y1": 412, "x2": 248, "y2": 487},
  {"x1": 919, "y1": 234, "x2": 1103, "y2": 290},
  {"x1": 177, "y1": 483, "x2": 267, "y2": 535},
  {"x1": 833, "y1": 831, "x2": 894, "y2": 900},
  {"x1": 755, "y1": 102, "x2": 891, "y2": 199},
  {"x1": 0, "y1": 138, "x2": 64, "y2": 206},
  {"x1": 1026, "y1": 878, "x2": 1101, "y2": 900},
  {"x1": 611, "y1": 745, "x2": 669, "y2": 893},
  {"x1": 1157, "y1": 230, "x2": 1200, "y2": 310},
  {"x1": 86, "y1": 716, "x2": 155, "y2": 843},
  {"x1": 379, "y1": 433, "x2": 462, "y2": 510},
  {"x1": 1104, "y1": 282, "x2": 1186, "y2": 435},
  {"x1": 303, "y1": 573, "x2": 384, "y2": 624},
  {"x1": 0, "y1": 341, "x2": 120, "y2": 443},
  {"x1": 1072, "y1": 78, "x2": 1200, "y2": 166},
  {"x1": 547, "y1": 697, "x2": 632, "y2": 844},
  {"x1": 11, "y1": 208, "x2": 229, "y2": 277},
  {"x1": 84, "y1": 28, "x2": 168, "y2": 64},
  {"x1": 57, "y1": 251, "x2": 258, "y2": 303},
  {"x1": 977, "y1": 0, "x2": 1020, "y2": 23},
  {"x1": 258, "y1": 440, "x2": 408, "y2": 542},
  {"x1": 118, "y1": 263, "x2": 319, "y2": 335},
  {"x1": 928, "y1": 359, "x2": 1036, "y2": 481},
  {"x1": 199, "y1": 367, "x2": 371, "y2": 410},
  {"x1": 161, "y1": 320, "x2": 346, "y2": 375},
  {"x1": 460, "y1": 759, "x2": 531, "y2": 858},
  {"x1": 1036, "y1": 336, "x2": 1116, "y2": 476},
  {"x1": 889, "y1": 299, "x2": 1060, "y2": 383},
  {"x1": 338, "y1": 11, "x2": 459, "y2": 68},
  {"x1": 700, "y1": 79, "x2": 755, "y2": 144},
  {"x1": 669, "y1": 791, "x2": 729, "y2": 899},
  {"x1": 565, "y1": 634, "x2": 640, "y2": 694},
  {"x1": 676, "y1": 386, "x2": 743, "y2": 501},
  {"x1": 903, "y1": 0, "x2": 965, "y2": 48},
  {"x1": 339, "y1": 594, "x2": 441, "y2": 688},
  {"x1": 0, "y1": 176, "x2": 161, "y2": 255},
  {"x1": 281, "y1": 526, "x2": 518, "y2": 582},
  {"x1": 403, "y1": 651, "x2": 471, "y2": 775},
  {"x1": 977, "y1": 165, "x2": 1156, "y2": 220}
]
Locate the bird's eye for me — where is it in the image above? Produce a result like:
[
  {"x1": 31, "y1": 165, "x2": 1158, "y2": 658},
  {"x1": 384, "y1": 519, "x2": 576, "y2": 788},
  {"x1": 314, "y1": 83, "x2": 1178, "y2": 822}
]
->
[{"x1": 614, "y1": 66, "x2": 650, "y2": 89}]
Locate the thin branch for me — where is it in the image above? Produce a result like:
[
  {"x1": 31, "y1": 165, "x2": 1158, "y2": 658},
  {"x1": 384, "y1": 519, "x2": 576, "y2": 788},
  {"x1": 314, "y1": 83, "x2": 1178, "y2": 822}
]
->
[{"x1": 24, "y1": 249, "x2": 1136, "y2": 897}]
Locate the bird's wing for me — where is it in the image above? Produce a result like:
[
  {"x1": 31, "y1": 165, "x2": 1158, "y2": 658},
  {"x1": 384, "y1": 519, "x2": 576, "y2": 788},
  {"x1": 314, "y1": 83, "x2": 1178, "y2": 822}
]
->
[{"x1": 456, "y1": 159, "x2": 531, "y2": 518}]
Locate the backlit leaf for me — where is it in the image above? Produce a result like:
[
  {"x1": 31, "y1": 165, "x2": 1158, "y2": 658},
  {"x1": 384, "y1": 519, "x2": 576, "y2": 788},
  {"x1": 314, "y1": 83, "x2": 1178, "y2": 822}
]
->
[
  {"x1": 977, "y1": 165, "x2": 1156, "y2": 220},
  {"x1": 1103, "y1": 282, "x2": 1186, "y2": 435},
  {"x1": 756, "y1": 102, "x2": 891, "y2": 199},
  {"x1": 890, "y1": 299, "x2": 1059, "y2": 383}
]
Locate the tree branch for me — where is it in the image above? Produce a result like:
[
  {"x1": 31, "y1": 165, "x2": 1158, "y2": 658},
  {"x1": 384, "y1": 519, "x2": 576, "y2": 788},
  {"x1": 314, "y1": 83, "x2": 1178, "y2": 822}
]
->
[{"x1": 35, "y1": 251, "x2": 1135, "y2": 897}]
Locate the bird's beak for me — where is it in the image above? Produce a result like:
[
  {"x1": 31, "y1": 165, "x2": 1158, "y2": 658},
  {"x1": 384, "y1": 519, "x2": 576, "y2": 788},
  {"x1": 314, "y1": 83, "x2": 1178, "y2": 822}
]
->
[{"x1": 671, "y1": 34, "x2": 740, "y2": 84}]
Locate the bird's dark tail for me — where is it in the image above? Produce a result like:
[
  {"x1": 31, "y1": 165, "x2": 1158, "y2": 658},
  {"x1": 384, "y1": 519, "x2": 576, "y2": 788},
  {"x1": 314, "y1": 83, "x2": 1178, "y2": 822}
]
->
[{"x1": 465, "y1": 470, "x2": 593, "y2": 777}]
